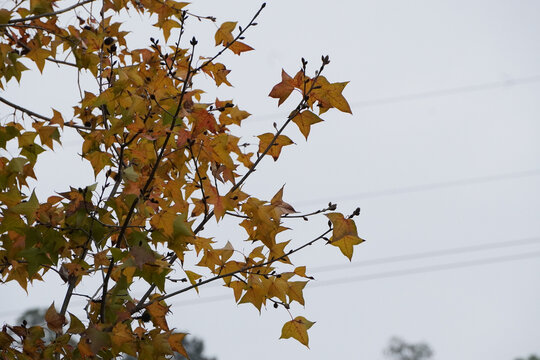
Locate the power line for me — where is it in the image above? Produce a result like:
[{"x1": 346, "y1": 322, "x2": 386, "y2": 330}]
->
[
  {"x1": 1, "y1": 236, "x2": 538, "y2": 317},
  {"x1": 57, "y1": 73, "x2": 540, "y2": 148},
  {"x1": 311, "y1": 250, "x2": 540, "y2": 288},
  {"x1": 253, "y1": 74, "x2": 540, "y2": 122},
  {"x1": 350, "y1": 74, "x2": 540, "y2": 108},
  {"x1": 170, "y1": 250, "x2": 540, "y2": 307},
  {"x1": 311, "y1": 236, "x2": 540, "y2": 273},
  {"x1": 294, "y1": 168, "x2": 540, "y2": 206}
]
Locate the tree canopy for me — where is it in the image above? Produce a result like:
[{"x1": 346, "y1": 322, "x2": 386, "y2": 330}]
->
[{"x1": 0, "y1": 0, "x2": 362, "y2": 358}]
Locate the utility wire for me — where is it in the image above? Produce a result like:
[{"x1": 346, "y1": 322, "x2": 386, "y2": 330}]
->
[
  {"x1": 311, "y1": 250, "x2": 540, "y2": 288},
  {"x1": 311, "y1": 236, "x2": 540, "y2": 273},
  {"x1": 170, "y1": 250, "x2": 540, "y2": 307},
  {"x1": 294, "y1": 168, "x2": 540, "y2": 206},
  {"x1": 350, "y1": 74, "x2": 540, "y2": 108},
  {"x1": 55, "y1": 73, "x2": 540, "y2": 147},
  {"x1": 1, "y1": 236, "x2": 539, "y2": 317},
  {"x1": 253, "y1": 74, "x2": 540, "y2": 122}
]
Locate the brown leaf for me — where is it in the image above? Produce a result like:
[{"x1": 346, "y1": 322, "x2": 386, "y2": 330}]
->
[
  {"x1": 269, "y1": 70, "x2": 295, "y2": 106},
  {"x1": 130, "y1": 246, "x2": 155, "y2": 270},
  {"x1": 45, "y1": 303, "x2": 65, "y2": 334}
]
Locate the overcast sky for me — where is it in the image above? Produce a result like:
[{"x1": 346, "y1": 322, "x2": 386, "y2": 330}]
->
[{"x1": 2, "y1": 1, "x2": 540, "y2": 359}]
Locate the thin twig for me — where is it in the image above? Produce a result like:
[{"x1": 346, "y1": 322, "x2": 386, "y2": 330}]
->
[
  {"x1": 136, "y1": 228, "x2": 331, "y2": 308},
  {"x1": 195, "y1": 3, "x2": 266, "y2": 72},
  {"x1": 0, "y1": 96, "x2": 92, "y2": 131},
  {"x1": 6, "y1": 0, "x2": 96, "y2": 24}
]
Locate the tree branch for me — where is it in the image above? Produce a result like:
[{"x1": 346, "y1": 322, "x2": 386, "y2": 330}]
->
[
  {"x1": 6, "y1": 0, "x2": 96, "y2": 24},
  {"x1": 195, "y1": 2, "x2": 266, "y2": 73},
  {"x1": 0, "y1": 96, "x2": 92, "y2": 131},
  {"x1": 135, "y1": 227, "x2": 332, "y2": 310},
  {"x1": 99, "y1": 40, "x2": 197, "y2": 323}
]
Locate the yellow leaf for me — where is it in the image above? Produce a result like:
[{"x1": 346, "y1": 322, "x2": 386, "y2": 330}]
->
[
  {"x1": 26, "y1": 47, "x2": 51, "y2": 73},
  {"x1": 326, "y1": 213, "x2": 365, "y2": 260},
  {"x1": 185, "y1": 270, "x2": 202, "y2": 293},
  {"x1": 50, "y1": 109, "x2": 65, "y2": 128},
  {"x1": 257, "y1": 133, "x2": 294, "y2": 161},
  {"x1": 292, "y1": 110, "x2": 323, "y2": 140},
  {"x1": 86, "y1": 151, "x2": 113, "y2": 177},
  {"x1": 158, "y1": 19, "x2": 181, "y2": 42},
  {"x1": 280, "y1": 316, "x2": 315, "y2": 348},
  {"x1": 287, "y1": 281, "x2": 307, "y2": 305},
  {"x1": 215, "y1": 21, "x2": 237, "y2": 46},
  {"x1": 202, "y1": 62, "x2": 232, "y2": 87},
  {"x1": 311, "y1": 77, "x2": 352, "y2": 114},
  {"x1": 168, "y1": 333, "x2": 189, "y2": 358}
]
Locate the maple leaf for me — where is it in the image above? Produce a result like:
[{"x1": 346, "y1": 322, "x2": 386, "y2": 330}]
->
[
  {"x1": 228, "y1": 41, "x2": 254, "y2": 55},
  {"x1": 257, "y1": 133, "x2": 294, "y2": 161},
  {"x1": 287, "y1": 281, "x2": 308, "y2": 305},
  {"x1": 271, "y1": 186, "x2": 297, "y2": 217},
  {"x1": 269, "y1": 70, "x2": 295, "y2": 106},
  {"x1": 311, "y1": 76, "x2": 352, "y2": 114},
  {"x1": 45, "y1": 303, "x2": 66, "y2": 334},
  {"x1": 202, "y1": 62, "x2": 232, "y2": 87},
  {"x1": 67, "y1": 313, "x2": 85, "y2": 334},
  {"x1": 280, "y1": 316, "x2": 315, "y2": 348},
  {"x1": 168, "y1": 333, "x2": 189, "y2": 358},
  {"x1": 215, "y1": 21, "x2": 237, "y2": 46},
  {"x1": 326, "y1": 212, "x2": 365, "y2": 260},
  {"x1": 292, "y1": 110, "x2": 324, "y2": 140},
  {"x1": 147, "y1": 297, "x2": 170, "y2": 331},
  {"x1": 184, "y1": 270, "x2": 202, "y2": 293},
  {"x1": 130, "y1": 246, "x2": 155, "y2": 269},
  {"x1": 86, "y1": 150, "x2": 113, "y2": 177}
]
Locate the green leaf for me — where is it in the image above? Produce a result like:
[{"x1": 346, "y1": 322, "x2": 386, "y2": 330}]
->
[
  {"x1": 12, "y1": 191, "x2": 39, "y2": 222},
  {"x1": 67, "y1": 313, "x2": 85, "y2": 334}
]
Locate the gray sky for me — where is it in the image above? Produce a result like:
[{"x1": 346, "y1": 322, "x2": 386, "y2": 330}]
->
[{"x1": 2, "y1": 1, "x2": 540, "y2": 359}]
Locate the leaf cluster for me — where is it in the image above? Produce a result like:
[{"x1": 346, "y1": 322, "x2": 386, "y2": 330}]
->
[{"x1": 0, "y1": 0, "x2": 363, "y2": 357}]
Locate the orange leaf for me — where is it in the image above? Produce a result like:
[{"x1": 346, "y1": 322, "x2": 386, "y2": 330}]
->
[
  {"x1": 228, "y1": 41, "x2": 254, "y2": 55},
  {"x1": 269, "y1": 70, "x2": 295, "y2": 106}
]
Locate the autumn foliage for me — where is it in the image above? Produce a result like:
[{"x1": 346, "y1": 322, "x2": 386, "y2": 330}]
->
[{"x1": 0, "y1": 0, "x2": 363, "y2": 358}]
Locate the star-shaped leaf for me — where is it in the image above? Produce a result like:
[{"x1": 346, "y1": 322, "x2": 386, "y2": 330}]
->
[{"x1": 326, "y1": 212, "x2": 365, "y2": 260}]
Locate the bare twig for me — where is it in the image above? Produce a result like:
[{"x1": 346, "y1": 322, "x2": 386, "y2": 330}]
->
[
  {"x1": 6, "y1": 0, "x2": 96, "y2": 24},
  {"x1": 195, "y1": 3, "x2": 266, "y2": 72},
  {"x1": 0, "y1": 96, "x2": 92, "y2": 131}
]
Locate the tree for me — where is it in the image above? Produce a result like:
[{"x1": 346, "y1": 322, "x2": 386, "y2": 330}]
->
[
  {"x1": 0, "y1": 0, "x2": 362, "y2": 358},
  {"x1": 16, "y1": 308, "x2": 216, "y2": 360},
  {"x1": 384, "y1": 337, "x2": 434, "y2": 360},
  {"x1": 515, "y1": 356, "x2": 540, "y2": 360}
]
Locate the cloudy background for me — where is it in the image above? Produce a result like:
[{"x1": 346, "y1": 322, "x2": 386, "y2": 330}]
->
[{"x1": 2, "y1": 0, "x2": 540, "y2": 359}]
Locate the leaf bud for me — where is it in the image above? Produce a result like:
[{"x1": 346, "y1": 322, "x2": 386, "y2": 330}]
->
[{"x1": 190, "y1": 37, "x2": 198, "y2": 46}]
